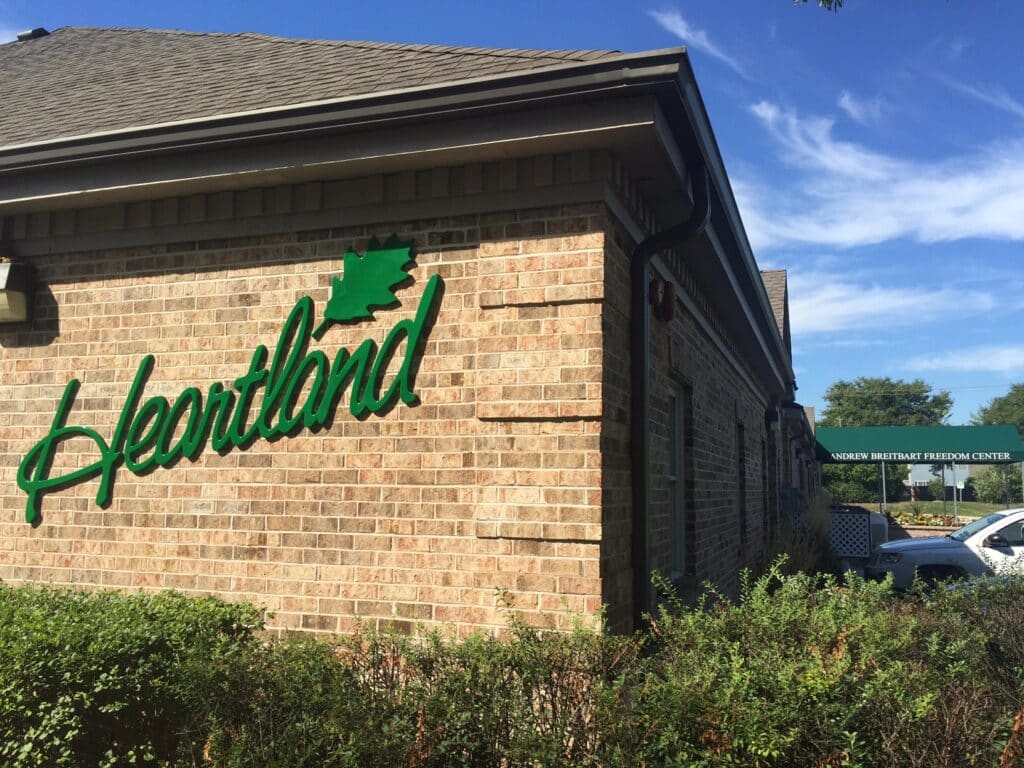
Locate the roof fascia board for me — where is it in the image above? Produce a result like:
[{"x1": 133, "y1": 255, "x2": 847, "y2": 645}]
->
[
  {"x1": 0, "y1": 48, "x2": 685, "y2": 170},
  {"x1": 0, "y1": 96, "x2": 658, "y2": 211},
  {"x1": 643, "y1": 90, "x2": 786, "y2": 398},
  {"x1": 670, "y1": 61, "x2": 796, "y2": 396},
  {"x1": 703, "y1": 222, "x2": 788, "y2": 396}
]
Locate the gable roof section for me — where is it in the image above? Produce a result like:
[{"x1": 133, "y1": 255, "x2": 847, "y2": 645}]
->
[
  {"x1": 759, "y1": 268, "x2": 791, "y2": 359},
  {"x1": 0, "y1": 27, "x2": 624, "y2": 148}
]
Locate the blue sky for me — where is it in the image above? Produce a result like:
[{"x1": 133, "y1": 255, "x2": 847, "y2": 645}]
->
[{"x1": 3, "y1": 1, "x2": 1023, "y2": 424}]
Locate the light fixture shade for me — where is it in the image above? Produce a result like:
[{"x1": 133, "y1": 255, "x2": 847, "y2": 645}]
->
[{"x1": 0, "y1": 262, "x2": 36, "y2": 323}]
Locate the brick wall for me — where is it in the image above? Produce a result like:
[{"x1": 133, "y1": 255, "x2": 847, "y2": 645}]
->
[
  {"x1": 601, "y1": 205, "x2": 781, "y2": 620},
  {"x1": 0, "y1": 201, "x2": 608, "y2": 636},
  {"x1": 1, "y1": 149, "x2": 793, "y2": 635}
]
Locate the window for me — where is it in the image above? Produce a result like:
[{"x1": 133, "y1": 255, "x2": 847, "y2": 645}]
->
[
  {"x1": 736, "y1": 422, "x2": 747, "y2": 552},
  {"x1": 761, "y1": 439, "x2": 769, "y2": 542},
  {"x1": 996, "y1": 521, "x2": 1024, "y2": 546},
  {"x1": 668, "y1": 390, "x2": 685, "y2": 576}
]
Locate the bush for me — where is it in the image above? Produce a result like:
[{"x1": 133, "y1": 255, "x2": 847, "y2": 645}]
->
[
  {"x1": 0, "y1": 585, "x2": 262, "y2": 768},
  {"x1": 973, "y1": 465, "x2": 1024, "y2": 506},
  {"x1": 824, "y1": 463, "x2": 906, "y2": 505},
  {"x1": 636, "y1": 565, "x2": 1011, "y2": 767},
  {"x1": 759, "y1": 489, "x2": 834, "y2": 577},
  {"x1": 206, "y1": 619, "x2": 639, "y2": 768},
  {"x1": 4, "y1": 572, "x2": 1024, "y2": 767}
]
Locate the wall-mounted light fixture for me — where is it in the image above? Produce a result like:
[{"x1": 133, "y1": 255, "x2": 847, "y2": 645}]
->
[{"x1": 0, "y1": 261, "x2": 36, "y2": 323}]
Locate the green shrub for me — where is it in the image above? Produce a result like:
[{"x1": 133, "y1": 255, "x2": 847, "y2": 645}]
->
[
  {"x1": 4, "y1": 570, "x2": 1024, "y2": 767},
  {"x1": 207, "y1": 620, "x2": 639, "y2": 768},
  {"x1": 632, "y1": 563, "x2": 1012, "y2": 767},
  {"x1": 973, "y1": 465, "x2": 1024, "y2": 506},
  {"x1": 0, "y1": 585, "x2": 262, "y2": 767}
]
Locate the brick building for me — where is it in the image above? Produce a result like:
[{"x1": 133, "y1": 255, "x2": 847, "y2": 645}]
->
[{"x1": 0, "y1": 27, "x2": 816, "y2": 634}]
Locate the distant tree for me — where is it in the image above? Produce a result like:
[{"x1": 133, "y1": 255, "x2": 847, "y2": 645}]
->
[
  {"x1": 973, "y1": 465, "x2": 1023, "y2": 506},
  {"x1": 795, "y1": 0, "x2": 844, "y2": 9},
  {"x1": 819, "y1": 377, "x2": 953, "y2": 428},
  {"x1": 927, "y1": 476, "x2": 945, "y2": 502},
  {"x1": 973, "y1": 383, "x2": 1024, "y2": 439},
  {"x1": 825, "y1": 462, "x2": 902, "y2": 505},
  {"x1": 796, "y1": 0, "x2": 952, "y2": 12},
  {"x1": 820, "y1": 377, "x2": 952, "y2": 504}
]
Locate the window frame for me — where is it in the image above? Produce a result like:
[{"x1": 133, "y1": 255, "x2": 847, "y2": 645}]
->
[{"x1": 668, "y1": 388, "x2": 686, "y2": 578}]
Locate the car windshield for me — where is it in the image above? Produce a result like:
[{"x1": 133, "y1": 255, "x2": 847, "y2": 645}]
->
[{"x1": 949, "y1": 513, "x2": 1008, "y2": 542}]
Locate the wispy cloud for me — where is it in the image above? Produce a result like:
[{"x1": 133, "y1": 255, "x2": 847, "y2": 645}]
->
[
  {"x1": 648, "y1": 9, "x2": 747, "y2": 78},
  {"x1": 0, "y1": 27, "x2": 18, "y2": 43},
  {"x1": 837, "y1": 90, "x2": 884, "y2": 125},
  {"x1": 905, "y1": 344, "x2": 1024, "y2": 375},
  {"x1": 813, "y1": 338, "x2": 889, "y2": 349},
  {"x1": 948, "y1": 39, "x2": 972, "y2": 60},
  {"x1": 787, "y1": 270, "x2": 996, "y2": 337},
  {"x1": 934, "y1": 74, "x2": 1024, "y2": 120},
  {"x1": 751, "y1": 101, "x2": 896, "y2": 181},
  {"x1": 737, "y1": 101, "x2": 1024, "y2": 250}
]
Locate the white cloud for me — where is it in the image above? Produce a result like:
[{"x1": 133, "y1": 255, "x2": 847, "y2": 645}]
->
[
  {"x1": 787, "y1": 270, "x2": 996, "y2": 337},
  {"x1": 751, "y1": 100, "x2": 896, "y2": 181},
  {"x1": 818, "y1": 338, "x2": 889, "y2": 349},
  {"x1": 949, "y1": 39, "x2": 971, "y2": 60},
  {"x1": 648, "y1": 9, "x2": 747, "y2": 78},
  {"x1": 934, "y1": 74, "x2": 1024, "y2": 120},
  {"x1": 905, "y1": 344, "x2": 1024, "y2": 375},
  {"x1": 837, "y1": 90, "x2": 884, "y2": 125},
  {"x1": 738, "y1": 101, "x2": 1024, "y2": 250}
]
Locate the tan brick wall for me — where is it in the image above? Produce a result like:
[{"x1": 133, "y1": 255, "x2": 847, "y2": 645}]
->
[
  {"x1": 0, "y1": 203, "x2": 607, "y2": 636},
  {"x1": 601, "y1": 205, "x2": 781, "y2": 620}
]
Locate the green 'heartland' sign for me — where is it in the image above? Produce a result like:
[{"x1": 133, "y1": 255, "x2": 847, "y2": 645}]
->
[{"x1": 17, "y1": 236, "x2": 442, "y2": 526}]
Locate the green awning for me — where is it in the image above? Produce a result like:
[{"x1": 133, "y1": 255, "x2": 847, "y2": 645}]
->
[{"x1": 816, "y1": 425, "x2": 1024, "y2": 464}]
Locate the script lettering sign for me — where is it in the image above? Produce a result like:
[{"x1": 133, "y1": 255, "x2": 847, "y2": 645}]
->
[{"x1": 18, "y1": 237, "x2": 440, "y2": 525}]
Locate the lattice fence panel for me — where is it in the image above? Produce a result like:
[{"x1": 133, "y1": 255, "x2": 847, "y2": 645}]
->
[{"x1": 828, "y1": 511, "x2": 871, "y2": 559}]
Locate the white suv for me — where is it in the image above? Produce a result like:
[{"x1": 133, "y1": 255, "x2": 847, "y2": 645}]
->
[{"x1": 865, "y1": 508, "x2": 1024, "y2": 589}]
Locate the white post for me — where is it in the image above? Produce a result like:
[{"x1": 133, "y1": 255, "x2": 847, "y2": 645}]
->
[
  {"x1": 941, "y1": 464, "x2": 948, "y2": 517},
  {"x1": 881, "y1": 462, "x2": 887, "y2": 513},
  {"x1": 951, "y1": 463, "x2": 959, "y2": 523}
]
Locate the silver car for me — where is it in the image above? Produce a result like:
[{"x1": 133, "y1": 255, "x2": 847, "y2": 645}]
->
[{"x1": 865, "y1": 508, "x2": 1024, "y2": 588}]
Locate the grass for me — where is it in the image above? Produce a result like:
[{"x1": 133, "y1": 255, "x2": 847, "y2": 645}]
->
[{"x1": 884, "y1": 500, "x2": 1012, "y2": 518}]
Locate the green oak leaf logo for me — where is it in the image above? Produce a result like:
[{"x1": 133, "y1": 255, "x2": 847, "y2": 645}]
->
[{"x1": 314, "y1": 235, "x2": 415, "y2": 337}]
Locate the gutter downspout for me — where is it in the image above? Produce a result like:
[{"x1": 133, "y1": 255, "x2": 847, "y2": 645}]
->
[{"x1": 630, "y1": 162, "x2": 710, "y2": 629}]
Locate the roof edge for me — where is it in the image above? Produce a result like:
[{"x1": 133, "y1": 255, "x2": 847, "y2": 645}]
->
[
  {"x1": 669, "y1": 55, "x2": 797, "y2": 398},
  {"x1": 0, "y1": 45, "x2": 687, "y2": 165}
]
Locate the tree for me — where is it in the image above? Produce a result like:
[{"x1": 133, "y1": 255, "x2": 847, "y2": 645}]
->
[
  {"x1": 820, "y1": 377, "x2": 952, "y2": 428},
  {"x1": 820, "y1": 377, "x2": 952, "y2": 504},
  {"x1": 971, "y1": 384, "x2": 1024, "y2": 508},
  {"x1": 973, "y1": 383, "x2": 1024, "y2": 439},
  {"x1": 973, "y1": 465, "x2": 1023, "y2": 506},
  {"x1": 795, "y1": 0, "x2": 844, "y2": 9},
  {"x1": 825, "y1": 462, "x2": 903, "y2": 505}
]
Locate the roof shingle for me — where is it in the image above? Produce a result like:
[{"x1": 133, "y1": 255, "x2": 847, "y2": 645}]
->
[
  {"x1": 0, "y1": 27, "x2": 624, "y2": 148},
  {"x1": 760, "y1": 268, "x2": 790, "y2": 352}
]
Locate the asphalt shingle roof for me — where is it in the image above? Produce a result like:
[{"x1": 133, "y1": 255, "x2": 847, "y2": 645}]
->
[
  {"x1": 0, "y1": 27, "x2": 625, "y2": 148},
  {"x1": 760, "y1": 269, "x2": 789, "y2": 343}
]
